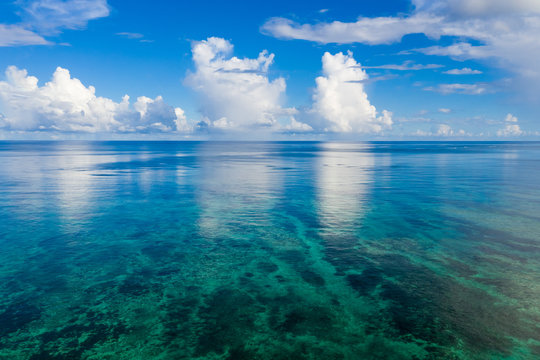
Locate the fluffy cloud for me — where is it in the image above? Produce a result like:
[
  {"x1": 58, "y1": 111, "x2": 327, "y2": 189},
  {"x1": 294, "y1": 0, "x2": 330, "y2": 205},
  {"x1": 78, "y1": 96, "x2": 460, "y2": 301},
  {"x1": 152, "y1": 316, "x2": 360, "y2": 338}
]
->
[
  {"x1": 185, "y1": 37, "x2": 302, "y2": 132},
  {"x1": 262, "y1": 0, "x2": 540, "y2": 98},
  {"x1": 413, "y1": 124, "x2": 469, "y2": 137},
  {"x1": 281, "y1": 117, "x2": 313, "y2": 132},
  {"x1": 438, "y1": 108, "x2": 452, "y2": 113},
  {"x1": 443, "y1": 68, "x2": 482, "y2": 75},
  {"x1": 0, "y1": 66, "x2": 189, "y2": 133},
  {"x1": 436, "y1": 124, "x2": 453, "y2": 136},
  {"x1": 497, "y1": 124, "x2": 523, "y2": 136},
  {"x1": 497, "y1": 113, "x2": 522, "y2": 136},
  {"x1": 186, "y1": 39, "x2": 387, "y2": 135},
  {"x1": 311, "y1": 51, "x2": 392, "y2": 133},
  {"x1": 504, "y1": 113, "x2": 518, "y2": 123}
]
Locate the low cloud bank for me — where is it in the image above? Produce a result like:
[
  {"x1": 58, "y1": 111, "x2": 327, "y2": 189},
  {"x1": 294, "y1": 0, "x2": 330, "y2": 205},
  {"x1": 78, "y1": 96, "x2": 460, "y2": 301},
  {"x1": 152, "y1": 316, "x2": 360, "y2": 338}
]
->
[{"x1": 0, "y1": 66, "x2": 189, "y2": 134}]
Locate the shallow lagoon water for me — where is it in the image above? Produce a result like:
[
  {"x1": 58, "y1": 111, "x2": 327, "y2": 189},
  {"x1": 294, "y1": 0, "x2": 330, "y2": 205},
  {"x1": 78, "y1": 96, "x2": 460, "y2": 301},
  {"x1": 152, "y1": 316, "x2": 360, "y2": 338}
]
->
[{"x1": 0, "y1": 141, "x2": 539, "y2": 359}]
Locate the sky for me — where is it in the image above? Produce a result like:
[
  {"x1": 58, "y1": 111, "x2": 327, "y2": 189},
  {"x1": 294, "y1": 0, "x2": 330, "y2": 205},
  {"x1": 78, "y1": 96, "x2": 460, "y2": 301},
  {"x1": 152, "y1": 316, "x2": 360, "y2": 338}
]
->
[{"x1": 0, "y1": 0, "x2": 539, "y2": 140}]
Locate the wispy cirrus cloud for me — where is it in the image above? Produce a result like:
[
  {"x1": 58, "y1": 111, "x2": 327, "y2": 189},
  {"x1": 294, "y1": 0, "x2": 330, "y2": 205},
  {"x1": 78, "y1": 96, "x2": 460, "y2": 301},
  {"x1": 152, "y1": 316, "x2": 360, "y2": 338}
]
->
[
  {"x1": 345, "y1": 74, "x2": 399, "y2": 84},
  {"x1": 416, "y1": 43, "x2": 489, "y2": 60},
  {"x1": 262, "y1": 0, "x2": 540, "y2": 100},
  {"x1": 0, "y1": 24, "x2": 50, "y2": 46},
  {"x1": 116, "y1": 32, "x2": 144, "y2": 39},
  {"x1": 443, "y1": 67, "x2": 482, "y2": 75},
  {"x1": 261, "y1": 14, "x2": 440, "y2": 45},
  {"x1": 362, "y1": 61, "x2": 443, "y2": 71},
  {"x1": 17, "y1": 0, "x2": 110, "y2": 35},
  {"x1": 424, "y1": 83, "x2": 489, "y2": 95},
  {"x1": 116, "y1": 32, "x2": 154, "y2": 43},
  {"x1": 0, "y1": 0, "x2": 110, "y2": 47}
]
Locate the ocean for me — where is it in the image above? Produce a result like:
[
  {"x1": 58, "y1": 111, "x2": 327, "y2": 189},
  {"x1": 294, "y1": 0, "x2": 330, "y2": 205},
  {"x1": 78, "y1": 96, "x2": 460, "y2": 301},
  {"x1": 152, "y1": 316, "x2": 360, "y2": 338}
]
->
[{"x1": 0, "y1": 141, "x2": 539, "y2": 359}]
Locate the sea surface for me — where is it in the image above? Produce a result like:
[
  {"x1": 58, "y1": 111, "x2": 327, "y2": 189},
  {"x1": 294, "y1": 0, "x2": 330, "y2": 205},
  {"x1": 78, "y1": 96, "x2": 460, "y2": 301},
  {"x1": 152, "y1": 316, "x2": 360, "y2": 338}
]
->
[{"x1": 0, "y1": 141, "x2": 539, "y2": 359}]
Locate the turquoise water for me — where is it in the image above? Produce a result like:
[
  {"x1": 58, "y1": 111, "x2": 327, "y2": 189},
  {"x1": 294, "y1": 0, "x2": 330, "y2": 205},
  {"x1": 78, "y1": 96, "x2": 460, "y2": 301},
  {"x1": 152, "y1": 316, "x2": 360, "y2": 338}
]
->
[{"x1": 0, "y1": 141, "x2": 539, "y2": 359}]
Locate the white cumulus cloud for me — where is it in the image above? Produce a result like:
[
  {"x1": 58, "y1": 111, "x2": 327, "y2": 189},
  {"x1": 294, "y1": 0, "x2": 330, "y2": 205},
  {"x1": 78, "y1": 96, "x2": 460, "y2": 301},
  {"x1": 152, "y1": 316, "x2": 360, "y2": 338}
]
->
[
  {"x1": 311, "y1": 51, "x2": 392, "y2": 133},
  {"x1": 497, "y1": 113, "x2": 522, "y2": 136},
  {"x1": 496, "y1": 113, "x2": 522, "y2": 136},
  {"x1": 281, "y1": 117, "x2": 313, "y2": 132},
  {"x1": 437, "y1": 124, "x2": 453, "y2": 136},
  {"x1": 497, "y1": 124, "x2": 523, "y2": 136},
  {"x1": 504, "y1": 113, "x2": 518, "y2": 123},
  {"x1": 185, "y1": 37, "x2": 301, "y2": 132},
  {"x1": 0, "y1": 66, "x2": 189, "y2": 133},
  {"x1": 413, "y1": 124, "x2": 470, "y2": 137}
]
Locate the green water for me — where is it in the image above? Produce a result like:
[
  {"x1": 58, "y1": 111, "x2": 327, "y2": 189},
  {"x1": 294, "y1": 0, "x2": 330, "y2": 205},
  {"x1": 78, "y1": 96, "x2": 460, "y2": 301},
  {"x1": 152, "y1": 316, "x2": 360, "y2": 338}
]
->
[{"x1": 0, "y1": 141, "x2": 539, "y2": 359}]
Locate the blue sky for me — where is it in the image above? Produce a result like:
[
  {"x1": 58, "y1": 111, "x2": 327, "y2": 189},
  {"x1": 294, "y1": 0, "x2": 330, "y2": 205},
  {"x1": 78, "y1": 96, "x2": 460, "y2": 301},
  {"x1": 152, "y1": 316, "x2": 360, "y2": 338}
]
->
[{"x1": 0, "y1": 0, "x2": 539, "y2": 139}]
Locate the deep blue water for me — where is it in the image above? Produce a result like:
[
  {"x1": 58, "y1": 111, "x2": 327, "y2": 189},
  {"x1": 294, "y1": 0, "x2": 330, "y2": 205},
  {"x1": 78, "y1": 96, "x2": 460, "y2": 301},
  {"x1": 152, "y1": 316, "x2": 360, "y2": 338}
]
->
[{"x1": 0, "y1": 141, "x2": 539, "y2": 359}]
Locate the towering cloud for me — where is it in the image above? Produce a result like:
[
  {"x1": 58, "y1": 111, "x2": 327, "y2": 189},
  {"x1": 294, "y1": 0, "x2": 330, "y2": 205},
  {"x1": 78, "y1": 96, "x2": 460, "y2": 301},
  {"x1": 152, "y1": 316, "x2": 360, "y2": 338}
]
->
[
  {"x1": 0, "y1": 66, "x2": 189, "y2": 133},
  {"x1": 185, "y1": 37, "x2": 299, "y2": 132},
  {"x1": 311, "y1": 51, "x2": 392, "y2": 133}
]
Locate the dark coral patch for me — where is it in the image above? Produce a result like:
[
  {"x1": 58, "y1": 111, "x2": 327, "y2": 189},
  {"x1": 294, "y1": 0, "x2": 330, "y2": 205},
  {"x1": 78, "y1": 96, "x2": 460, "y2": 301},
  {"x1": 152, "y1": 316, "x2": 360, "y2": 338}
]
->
[
  {"x1": 300, "y1": 270, "x2": 325, "y2": 287},
  {"x1": 346, "y1": 266, "x2": 383, "y2": 296},
  {"x1": 0, "y1": 301, "x2": 41, "y2": 337}
]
